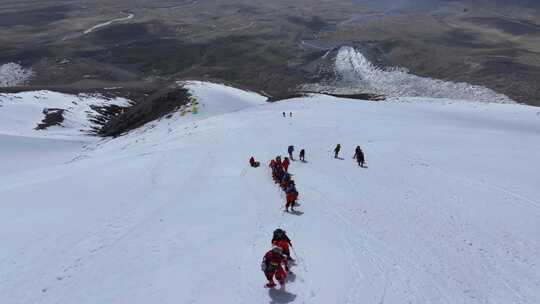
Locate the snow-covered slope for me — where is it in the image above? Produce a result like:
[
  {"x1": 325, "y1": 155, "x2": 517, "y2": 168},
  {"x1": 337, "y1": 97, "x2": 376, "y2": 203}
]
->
[
  {"x1": 0, "y1": 90, "x2": 132, "y2": 139},
  {"x1": 0, "y1": 134, "x2": 84, "y2": 175},
  {"x1": 1, "y1": 83, "x2": 539, "y2": 304},
  {"x1": 179, "y1": 80, "x2": 267, "y2": 119}
]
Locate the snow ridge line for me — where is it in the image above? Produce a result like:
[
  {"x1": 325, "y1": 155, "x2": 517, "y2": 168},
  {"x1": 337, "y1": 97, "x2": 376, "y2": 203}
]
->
[{"x1": 264, "y1": 154, "x2": 320, "y2": 302}]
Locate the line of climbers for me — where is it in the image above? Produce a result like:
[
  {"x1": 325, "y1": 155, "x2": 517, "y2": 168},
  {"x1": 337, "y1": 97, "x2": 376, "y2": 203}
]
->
[
  {"x1": 269, "y1": 155, "x2": 299, "y2": 212},
  {"x1": 261, "y1": 229, "x2": 294, "y2": 288},
  {"x1": 263, "y1": 148, "x2": 298, "y2": 288},
  {"x1": 282, "y1": 112, "x2": 293, "y2": 118},
  {"x1": 251, "y1": 143, "x2": 366, "y2": 289},
  {"x1": 251, "y1": 144, "x2": 364, "y2": 168},
  {"x1": 287, "y1": 145, "x2": 306, "y2": 162}
]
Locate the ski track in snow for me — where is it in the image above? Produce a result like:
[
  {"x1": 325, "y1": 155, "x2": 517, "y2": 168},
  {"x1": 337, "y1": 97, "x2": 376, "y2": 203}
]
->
[{"x1": 1, "y1": 82, "x2": 539, "y2": 303}]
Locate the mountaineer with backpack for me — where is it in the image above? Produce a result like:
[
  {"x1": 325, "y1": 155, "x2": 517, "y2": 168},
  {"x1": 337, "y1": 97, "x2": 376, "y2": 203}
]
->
[
  {"x1": 353, "y1": 146, "x2": 365, "y2": 167},
  {"x1": 285, "y1": 181, "x2": 299, "y2": 212},
  {"x1": 334, "y1": 144, "x2": 341, "y2": 159},
  {"x1": 274, "y1": 164, "x2": 285, "y2": 184},
  {"x1": 280, "y1": 172, "x2": 292, "y2": 191},
  {"x1": 282, "y1": 157, "x2": 290, "y2": 172},
  {"x1": 299, "y1": 149, "x2": 305, "y2": 162},
  {"x1": 287, "y1": 145, "x2": 294, "y2": 160},
  {"x1": 272, "y1": 229, "x2": 294, "y2": 262},
  {"x1": 249, "y1": 156, "x2": 260, "y2": 168},
  {"x1": 275, "y1": 156, "x2": 282, "y2": 168},
  {"x1": 270, "y1": 159, "x2": 278, "y2": 181},
  {"x1": 272, "y1": 156, "x2": 285, "y2": 183},
  {"x1": 261, "y1": 246, "x2": 288, "y2": 288}
]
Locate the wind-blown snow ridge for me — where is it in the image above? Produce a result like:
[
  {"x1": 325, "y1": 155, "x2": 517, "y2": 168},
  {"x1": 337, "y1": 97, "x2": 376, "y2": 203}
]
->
[
  {"x1": 0, "y1": 63, "x2": 33, "y2": 87},
  {"x1": 0, "y1": 90, "x2": 132, "y2": 139},
  {"x1": 333, "y1": 46, "x2": 513, "y2": 103},
  {"x1": 182, "y1": 80, "x2": 267, "y2": 114}
]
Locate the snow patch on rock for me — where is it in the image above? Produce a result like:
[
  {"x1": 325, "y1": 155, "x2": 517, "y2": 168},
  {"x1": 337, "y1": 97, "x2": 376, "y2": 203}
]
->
[
  {"x1": 100, "y1": 81, "x2": 268, "y2": 145},
  {"x1": 0, "y1": 90, "x2": 132, "y2": 139}
]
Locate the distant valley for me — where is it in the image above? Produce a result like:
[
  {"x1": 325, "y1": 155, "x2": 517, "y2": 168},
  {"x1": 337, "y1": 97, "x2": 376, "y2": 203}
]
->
[{"x1": 1, "y1": 0, "x2": 539, "y2": 105}]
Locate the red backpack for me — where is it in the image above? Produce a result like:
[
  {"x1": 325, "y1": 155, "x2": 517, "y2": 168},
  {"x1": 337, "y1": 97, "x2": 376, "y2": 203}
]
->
[{"x1": 262, "y1": 250, "x2": 284, "y2": 272}]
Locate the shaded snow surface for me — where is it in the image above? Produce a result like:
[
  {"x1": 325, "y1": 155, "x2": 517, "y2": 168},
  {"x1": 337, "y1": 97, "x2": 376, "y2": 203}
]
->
[{"x1": 1, "y1": 82, "x2": 540, "y2": 304}]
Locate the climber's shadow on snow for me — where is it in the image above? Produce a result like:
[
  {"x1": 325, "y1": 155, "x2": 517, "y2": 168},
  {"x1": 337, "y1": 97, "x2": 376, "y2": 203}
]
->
[
  {"x1": 285, "y1": 271, "x2": 296, "y2": 283},
  {"x1": 287, "y1": 210, "x2": 304, "y2": 216},
  {"x1": 268, "y1": 286, "x2": 296, "y2": 304}
]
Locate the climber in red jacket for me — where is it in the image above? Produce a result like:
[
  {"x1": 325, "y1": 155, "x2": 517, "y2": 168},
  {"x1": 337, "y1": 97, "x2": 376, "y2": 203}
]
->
[{"x1": 261, "y1": 246, "x2": 288, "y2": 288}]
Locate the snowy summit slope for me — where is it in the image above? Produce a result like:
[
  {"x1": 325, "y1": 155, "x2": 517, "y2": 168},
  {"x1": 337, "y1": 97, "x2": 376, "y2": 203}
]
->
[{"x1": 1, "y1": 82, "x2": 540, "y2": 304}]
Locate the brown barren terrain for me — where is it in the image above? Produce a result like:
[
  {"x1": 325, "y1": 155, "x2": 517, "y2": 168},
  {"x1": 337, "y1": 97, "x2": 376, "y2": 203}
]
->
[{"x1": 1, "y1": 0, "x2": 539, "y2": 105}]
